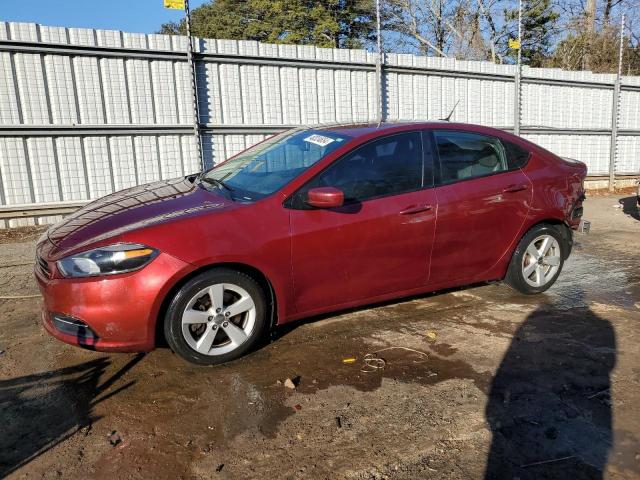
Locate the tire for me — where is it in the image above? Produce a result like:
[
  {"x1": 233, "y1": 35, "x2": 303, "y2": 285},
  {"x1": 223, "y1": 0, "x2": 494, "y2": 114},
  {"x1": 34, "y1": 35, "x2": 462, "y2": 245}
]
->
[
  {"x1": 164, "y1": 268, "x2": 268, "y2": 365},
  {"x1": 505, "y1": 224, "x2": 568, "y2": 295}
]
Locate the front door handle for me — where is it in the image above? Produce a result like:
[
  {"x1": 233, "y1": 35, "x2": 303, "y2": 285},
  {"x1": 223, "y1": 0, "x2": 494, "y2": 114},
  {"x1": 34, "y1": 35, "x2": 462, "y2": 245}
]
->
[
  {"x1": 503, "y1": 183, "x2": 529, "y2": 193},
  {"x1": 400, "y1": 204, "x2": 433, "y2": 215}
]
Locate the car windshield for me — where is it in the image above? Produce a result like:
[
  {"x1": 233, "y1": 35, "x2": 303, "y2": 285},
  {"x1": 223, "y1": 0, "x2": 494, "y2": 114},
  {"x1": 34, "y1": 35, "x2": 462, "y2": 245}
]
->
[{"x1": 199, "y1": 129, "x2": 352, "y2": 201}]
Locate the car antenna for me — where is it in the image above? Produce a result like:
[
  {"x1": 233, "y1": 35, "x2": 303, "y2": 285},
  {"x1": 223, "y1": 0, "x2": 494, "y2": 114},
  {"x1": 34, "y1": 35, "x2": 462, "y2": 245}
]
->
[{"x1": 441, "y1": 99, "x2": 460, "y2": 122}]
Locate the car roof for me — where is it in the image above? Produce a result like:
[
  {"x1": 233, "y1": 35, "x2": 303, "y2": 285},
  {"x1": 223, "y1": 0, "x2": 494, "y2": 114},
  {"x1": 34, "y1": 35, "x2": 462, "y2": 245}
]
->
[{"x1": 313, "y1": 121, "x2": 465, "y2": 138}]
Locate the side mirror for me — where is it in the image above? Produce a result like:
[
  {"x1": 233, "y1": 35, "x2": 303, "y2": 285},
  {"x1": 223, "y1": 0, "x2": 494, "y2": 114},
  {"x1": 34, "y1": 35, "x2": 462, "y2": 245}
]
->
[{"x1": 306, "y1": 187, "x2": 344, "y2": 209}]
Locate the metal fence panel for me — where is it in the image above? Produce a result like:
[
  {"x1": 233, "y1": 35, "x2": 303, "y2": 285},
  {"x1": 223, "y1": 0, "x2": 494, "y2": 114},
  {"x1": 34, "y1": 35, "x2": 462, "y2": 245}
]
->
[
  {"x1": 616, "y1": 136, "x2": 640, "y2": 174},
  {"x1": 0, "y1": 137, "x2": 32, "y2": 205},
  {"x1": 523, "y1": 134, "x2": 612, "y2": 174},
  {"x1": 619, "y1": 90, "x2": 640, "y2": 129},
  {"x1": 56, "y1": 137, "x2": 88, "y2": 200},
  {"x1": 0, "y1": 52, "x2": 20, "y2": 125},
  {"x1": 0, "y1": 21, "x2": 639, "y2": 227},
  {"x1": 521, "y1": 83, "x2": 614, "y2": 130}
]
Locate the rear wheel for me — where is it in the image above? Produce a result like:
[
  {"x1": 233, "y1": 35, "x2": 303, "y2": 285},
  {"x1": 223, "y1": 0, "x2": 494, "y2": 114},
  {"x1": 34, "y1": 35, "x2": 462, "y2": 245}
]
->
[
  {"x1": 164, "y1": 268, "x2": 267, "y2": 365},
  {"x1": 505, "y1": 224, "x2": 567, "y2": 295}
]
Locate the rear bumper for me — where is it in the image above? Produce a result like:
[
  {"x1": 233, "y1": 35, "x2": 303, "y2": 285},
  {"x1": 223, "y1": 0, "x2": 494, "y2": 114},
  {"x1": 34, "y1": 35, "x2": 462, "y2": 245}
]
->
[
  {"x1": 567, "y1": 191, "x2": 586, "y2": 230},
  {"x1": 36, "y1": 252, "x2": 191, "y2": 352}
]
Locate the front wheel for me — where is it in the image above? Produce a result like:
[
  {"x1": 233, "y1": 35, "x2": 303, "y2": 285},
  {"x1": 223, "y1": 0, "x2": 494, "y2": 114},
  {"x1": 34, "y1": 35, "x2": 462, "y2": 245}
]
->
[
  {"x1": 164, "y1": 268, "x2": 268, "y2": 365},
  {"x1": 505, "y1": 224, "x2": 567, "y2": 295}
]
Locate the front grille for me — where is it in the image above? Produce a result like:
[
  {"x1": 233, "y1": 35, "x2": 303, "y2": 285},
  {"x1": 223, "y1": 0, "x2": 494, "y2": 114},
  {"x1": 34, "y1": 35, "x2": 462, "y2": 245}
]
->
[{"x1": 36, "y1": 255, "x2": 51, "y2": 278}]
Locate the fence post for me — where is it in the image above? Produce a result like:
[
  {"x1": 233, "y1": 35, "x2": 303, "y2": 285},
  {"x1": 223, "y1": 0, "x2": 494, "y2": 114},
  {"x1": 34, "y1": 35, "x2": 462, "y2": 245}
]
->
[
  {"x1": 184, "y1": 0, "x2": 204, "y2": 170},
  {"x1": 375, "y1": 0, "x2": 384, "y2": 124},
  {"x1": 608, "y1": 14, "x2": 625, "y2": 193},
  {"x1": 513, "y1": 0, "x2": 522, "y2": 136}
]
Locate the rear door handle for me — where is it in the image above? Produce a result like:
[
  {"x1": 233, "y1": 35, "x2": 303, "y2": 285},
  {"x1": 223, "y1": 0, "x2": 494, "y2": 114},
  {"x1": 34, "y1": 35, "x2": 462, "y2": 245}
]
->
[
  {"x1": 503, "y1": 183, "x2": 529, "y2": 193},
  {"x1": 400, "y1": 204, "x2": 433, "y2": 215}
]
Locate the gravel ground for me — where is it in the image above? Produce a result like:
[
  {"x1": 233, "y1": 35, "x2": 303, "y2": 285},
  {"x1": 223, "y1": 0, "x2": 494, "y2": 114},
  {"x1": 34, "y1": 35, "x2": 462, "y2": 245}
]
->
[{"x1": 0, "y1": 194, "x2": 639, "y2": 480}]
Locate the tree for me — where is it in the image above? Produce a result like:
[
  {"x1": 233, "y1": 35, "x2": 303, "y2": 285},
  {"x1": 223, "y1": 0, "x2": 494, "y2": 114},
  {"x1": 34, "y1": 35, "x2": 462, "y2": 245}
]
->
[
  {"x1": 505, "y1": 0, "x2": 559, "y2": 66},
  {"x1": 383, "y1": 0, "x2": 489, "y2": 58},
  {"x1": 382, "y1": 0, "x2": 521, "y2": 62},
  {"x1": 159, "y1": 0, "x2": 376, "y2": 49},
  {"x1": 476, "y1": 0, "x2": 510, "y2": 63},
  {"x1": 547, "y1": 24, "x2": 640, "y2": 75},
  {"x1": 548, "y1": 0, "x2": 640, "y2": 73}
]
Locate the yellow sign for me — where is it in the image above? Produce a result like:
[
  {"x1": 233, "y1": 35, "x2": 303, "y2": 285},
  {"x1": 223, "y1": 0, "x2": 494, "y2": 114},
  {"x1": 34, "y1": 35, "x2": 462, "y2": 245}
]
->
[
  {"x1": 164, "y1": 0, "x2": 185, "y2": 10},
  {"x1": 508, "y1": 38, "x2": 521, "y2": 50}
]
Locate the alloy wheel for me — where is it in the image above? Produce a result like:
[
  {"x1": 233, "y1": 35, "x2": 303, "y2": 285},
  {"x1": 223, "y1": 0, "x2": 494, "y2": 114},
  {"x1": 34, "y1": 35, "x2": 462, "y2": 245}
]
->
[
  {"x1": 521, "y1": 234, "x2": 562, "y2": 288},
  {"x1": 181, "y1": 283, "x2": 256, "y2": 356}
]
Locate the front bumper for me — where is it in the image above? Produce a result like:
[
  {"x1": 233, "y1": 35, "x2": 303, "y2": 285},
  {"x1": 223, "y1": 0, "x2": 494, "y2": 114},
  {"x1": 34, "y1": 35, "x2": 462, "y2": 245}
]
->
[{"x1": 36, "y1": 251, "x2": 190, "y2": 352}]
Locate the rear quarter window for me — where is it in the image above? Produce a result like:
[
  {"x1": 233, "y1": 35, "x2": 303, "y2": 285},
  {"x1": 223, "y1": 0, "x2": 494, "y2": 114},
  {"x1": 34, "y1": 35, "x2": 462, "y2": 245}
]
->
[{"x1": 502, "y1": 140, "x2": 531, "y2": 169}]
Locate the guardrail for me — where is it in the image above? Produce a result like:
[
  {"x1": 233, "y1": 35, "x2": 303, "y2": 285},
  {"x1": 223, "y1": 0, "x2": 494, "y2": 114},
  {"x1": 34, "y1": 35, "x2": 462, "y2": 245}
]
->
[{"x1": 0, "y1": 201, "x2": 86, "y2": 219}]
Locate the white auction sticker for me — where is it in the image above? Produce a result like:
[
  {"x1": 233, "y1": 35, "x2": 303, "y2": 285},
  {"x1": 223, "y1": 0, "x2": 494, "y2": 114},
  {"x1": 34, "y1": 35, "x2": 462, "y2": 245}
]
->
[{"x1": 303, "y1": 134, "x2": 335, "y2": 147}]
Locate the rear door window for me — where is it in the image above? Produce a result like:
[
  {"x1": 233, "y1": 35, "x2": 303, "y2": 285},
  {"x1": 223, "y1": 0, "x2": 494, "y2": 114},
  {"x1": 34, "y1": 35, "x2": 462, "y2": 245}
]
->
[{"x1": 434, "y1": 131, "x2": 508, "y2": 184}]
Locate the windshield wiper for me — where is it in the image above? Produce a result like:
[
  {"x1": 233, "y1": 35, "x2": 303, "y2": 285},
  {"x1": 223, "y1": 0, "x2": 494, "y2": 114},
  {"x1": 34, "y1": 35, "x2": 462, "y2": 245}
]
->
[{"x1": 200, "y1": 176, "x2": 234, "y2": 192}]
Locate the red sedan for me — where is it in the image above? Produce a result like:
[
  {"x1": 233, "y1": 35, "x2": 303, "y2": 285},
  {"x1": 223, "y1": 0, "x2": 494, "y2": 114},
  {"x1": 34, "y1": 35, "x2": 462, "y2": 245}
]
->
[{"x1": 35, "y1": 122, "x2": 587, "y2": 365}]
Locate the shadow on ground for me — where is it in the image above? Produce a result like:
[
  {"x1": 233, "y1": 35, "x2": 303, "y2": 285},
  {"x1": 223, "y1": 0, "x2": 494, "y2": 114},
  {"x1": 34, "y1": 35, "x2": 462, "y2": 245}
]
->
[
  {"x1": 0, "y1": 354, "x2": 144, "y2": 477},
  {"x1": 619, "y1": 196, "x2": 639, "y2": 221},
  {"x1": 485, "y1": 303, "x2": 616, "y2": 479}
]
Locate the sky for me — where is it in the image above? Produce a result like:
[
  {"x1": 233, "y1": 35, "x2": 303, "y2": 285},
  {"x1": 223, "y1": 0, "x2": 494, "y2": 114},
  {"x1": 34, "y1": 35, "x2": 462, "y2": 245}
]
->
[{"x1": 1, "y1": 0, "x2": 210, "y2": 34}]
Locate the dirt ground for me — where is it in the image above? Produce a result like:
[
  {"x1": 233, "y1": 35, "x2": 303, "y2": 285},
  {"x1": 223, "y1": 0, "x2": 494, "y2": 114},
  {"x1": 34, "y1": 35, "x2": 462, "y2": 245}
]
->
[{"x1": 0, "y1": 194, "x2": 639, "y2": 480}]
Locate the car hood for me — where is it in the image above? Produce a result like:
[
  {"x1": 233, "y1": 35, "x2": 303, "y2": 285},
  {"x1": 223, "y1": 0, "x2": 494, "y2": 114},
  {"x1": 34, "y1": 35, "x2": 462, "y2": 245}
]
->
[{"x1": 46, "y1": 177, "x2": 235, "y2": 254}]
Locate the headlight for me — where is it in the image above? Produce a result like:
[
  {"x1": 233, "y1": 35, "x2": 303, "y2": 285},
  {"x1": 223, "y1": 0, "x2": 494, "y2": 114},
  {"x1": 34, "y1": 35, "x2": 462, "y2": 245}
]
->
[{"x1": 57, "y1": 243, "x2": 158, "y2": 278}]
